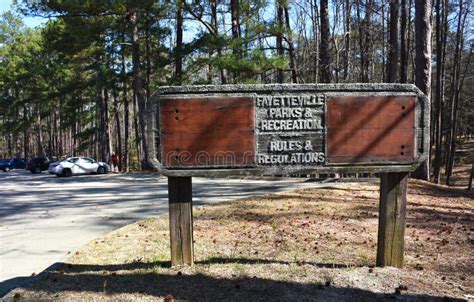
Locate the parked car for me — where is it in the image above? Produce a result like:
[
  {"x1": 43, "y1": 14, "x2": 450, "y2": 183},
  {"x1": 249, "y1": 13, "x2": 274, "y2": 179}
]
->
[
  {"x1": 0, "y1": 159, "x2": 12, "y2": 172},
  {"x1": 10, "y1": 158, "x2": 26, "y2": 169},
  {"x1": 0, "y1": 158, "x2": 26, "y2": 172},
  {"x1": 48, "y1": 157, "x2": 110, "y2": 177},
  {"x1": 26, "y1": 157, "x2": 51, "y2": 174}
]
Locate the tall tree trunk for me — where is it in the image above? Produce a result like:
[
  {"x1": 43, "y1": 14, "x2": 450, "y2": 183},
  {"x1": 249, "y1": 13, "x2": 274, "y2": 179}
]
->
[
  {"x1": 133, "y1": 91, "x2": 141, "y2": 168},
  {"x1": 210, "y1": 0, "x2": 226, "y2": 84},
  {"x1": 387, "y1": 0, "x2": 399, "y2": 83},
  {"x1": 364, "y1": 0, "x2": 373, "y2": 82},
  {"x1": 276, "y1": 0, "x2": 284, "y2": 83},
  {"x1": 343, "y1": 0, "x2": 351, "y2": 81},
  {"x1": 175, "y1": 0, "x2": 183, "y2": 84},
  {"x1": 18, "y1": 85, "x2": 29, "y2": 159},
  {"x1": 356, "y1": 0, "x2": 371, "y2": 82},
  {"x1": 36, "y1": 105, "x2": 45, "y2": 156},
  {"x1": 231, "y1": 0, "x2": 240, "y2": 51},
  {"x1": 446, "y1": 0, "x2": 468, "y2": 185},
  {"x1": 7, "y1": 129, "x2": 12, "y2": 158},
  {"x1": 407, "y1": 0, "x2": 414, "y2": 82},
  {"x1": 400, "y1": 0, "x2": 408, "y2": 83},
  {"x1": 105, "y1": 87, "x2": 112, "y2": 165},
  {"x1": 439, "y1": 0, "x2": 448, "y2": 163},
  {"x1": 59, "y1": 96, "x2": 64, "y2": 157},
  {"x1": 121, "y1": 32, "x2": 130, "y2": 172},
  {"x1": 284, "y1": 4, "x2": 298, "y2": 83},
  {"x1": 96, "y1": 42, "x2": 107, "y2": 163},
  {"x1": 231, "y1": 0, "x2": 241, "y2": 82},
  {"x1": 380, "y1": 2, "x2": 388, "y2": 82},
  {"x1": 447, "y1": 48, "x2": 472, "y2": 185},
  {"x1": 145, "y1": 12, "x2": 152, "y2": 100},
  {"x1": 98, "y1": 85, "x2": 107, "y2": 163},
  {"x1": 130, "y1": 12, "x2": 150, "y2": 170},
  {"x1": 433, "y1": 0, "x2": 445, "y2": 183},
  {"x1": 72, "y1": 100, "x2": 78, "y2": 157},
  {"x1": 319, "y1": 0, "x2": 331, "y2": 83},
  {"x1": 53, "y1": 110, "x2": 58, "y2": 157},
  {"x1": 47, "y1": 114, "x2": 53, "y2": 157},
  {"x1": 311, "y1": 0, "x2": 319, "y2": 83},
  {"x1": 23, "y1": 106, "x2": 29, "y2": 159},
  {"x1": 413, "y1": 0, "x2": 433, "y2": 180},
  {"x1": 113, "y1": 90, "x2": 122, "y2": 172},
  {"x1": 257, "y1": 10, "x2": 267, "y2": 83}
]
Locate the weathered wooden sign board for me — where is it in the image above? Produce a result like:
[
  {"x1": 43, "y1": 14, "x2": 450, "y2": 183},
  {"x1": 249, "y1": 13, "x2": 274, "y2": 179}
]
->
[{"x1": 147, "y1": 84, "x2": 429, "y2": 268}]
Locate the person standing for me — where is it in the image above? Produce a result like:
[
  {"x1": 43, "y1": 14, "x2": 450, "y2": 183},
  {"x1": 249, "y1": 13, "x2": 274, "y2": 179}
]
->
[{"x1": 111, "y1": 152, "x2": 118, "y2": 172}]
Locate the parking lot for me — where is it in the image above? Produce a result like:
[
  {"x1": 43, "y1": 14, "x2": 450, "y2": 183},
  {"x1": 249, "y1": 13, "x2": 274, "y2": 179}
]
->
[{"x1": 0, "y1": 170, "x2": 324, "y2": 296}]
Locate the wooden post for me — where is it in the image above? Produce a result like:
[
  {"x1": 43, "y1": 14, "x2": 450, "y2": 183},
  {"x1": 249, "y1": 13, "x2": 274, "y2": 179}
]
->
[
  {"x1": 376, "y1": 172, "x2": 408, "y2": 268},
  {"x1": 168, "y1": 176, "x2": 193, "y2": 266}
]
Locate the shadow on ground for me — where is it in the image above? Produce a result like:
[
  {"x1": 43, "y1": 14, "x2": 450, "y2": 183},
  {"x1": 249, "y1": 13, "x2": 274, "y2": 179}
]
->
[{"x1": 2, "y1": 261, "x2": 466, "y2": 301}]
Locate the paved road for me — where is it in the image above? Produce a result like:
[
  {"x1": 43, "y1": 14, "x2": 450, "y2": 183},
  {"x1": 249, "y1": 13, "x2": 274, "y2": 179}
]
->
[{"x1": 0, "y1": 170, "x2": 326, "y2": 295}]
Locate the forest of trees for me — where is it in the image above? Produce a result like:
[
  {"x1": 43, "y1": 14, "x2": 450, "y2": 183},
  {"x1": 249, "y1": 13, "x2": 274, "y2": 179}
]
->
[{"x1": 0, "y1": 0, "x2": 472, "y2": 184}]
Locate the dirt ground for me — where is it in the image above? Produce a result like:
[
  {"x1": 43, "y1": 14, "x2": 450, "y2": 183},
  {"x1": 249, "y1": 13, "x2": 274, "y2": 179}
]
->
[{"x1": 6, "y1": 172, "x2": 473, "y2": 301}]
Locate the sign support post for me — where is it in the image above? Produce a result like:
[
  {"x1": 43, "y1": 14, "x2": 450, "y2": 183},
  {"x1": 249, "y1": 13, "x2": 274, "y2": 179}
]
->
[
  {"x1": 376, "y1": 172, "x2": 409, "y2": 267},
  {"x1": 168, "y1": 176, "x2": 194, "y2": 266}
]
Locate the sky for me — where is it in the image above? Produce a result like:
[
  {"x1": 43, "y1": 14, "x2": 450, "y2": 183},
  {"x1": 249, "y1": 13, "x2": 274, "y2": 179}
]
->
[{"x1": 0, "y1": 0, "x2": 47, "y2": 28}]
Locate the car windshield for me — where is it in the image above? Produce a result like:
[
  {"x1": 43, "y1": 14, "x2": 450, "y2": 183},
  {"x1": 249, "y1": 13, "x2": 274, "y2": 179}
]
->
[{"x1": 66, "y1": 157, "x2": 79, "y2": 163}]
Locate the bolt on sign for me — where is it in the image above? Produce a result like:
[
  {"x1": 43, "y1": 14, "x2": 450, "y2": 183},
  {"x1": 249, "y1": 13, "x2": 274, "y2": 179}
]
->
[
  {"x1": 147, "y1": 84, "x2": 429, "y2": 176},
  {"x1": 147, "y1": 84, "x2": 429, "y2": 269}
]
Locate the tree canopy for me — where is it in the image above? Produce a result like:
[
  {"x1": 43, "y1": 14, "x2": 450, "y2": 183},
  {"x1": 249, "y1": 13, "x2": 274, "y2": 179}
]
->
[{"x1": 0, "y1": 0, "x2": 472, "y2": 182}]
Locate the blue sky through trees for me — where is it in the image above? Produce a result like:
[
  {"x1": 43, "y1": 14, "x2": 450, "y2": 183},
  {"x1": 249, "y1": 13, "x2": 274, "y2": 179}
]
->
[{"x1": 0, "y1": 0, "x2": 46, "y2": 27}]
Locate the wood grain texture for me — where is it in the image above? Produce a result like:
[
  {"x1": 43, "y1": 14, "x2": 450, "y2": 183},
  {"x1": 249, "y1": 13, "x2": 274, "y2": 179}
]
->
[
  {"x1": 376, "y1": 172, "x2": 408, "y2": 268},
  {"x1": 327, "y1": 96, "x2": 416, "y2": 163},
  {"x1": 160, "y1": 97, "x2": 255, "y2": 168},
  {"x1": 168, "y1": 176, "x2": 194, "y2": 266}
]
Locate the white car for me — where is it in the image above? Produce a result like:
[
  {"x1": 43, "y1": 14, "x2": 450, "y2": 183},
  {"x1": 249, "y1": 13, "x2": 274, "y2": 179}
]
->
[{"x1": 48, "y1": 157, "x2": 110, "y2": 177}]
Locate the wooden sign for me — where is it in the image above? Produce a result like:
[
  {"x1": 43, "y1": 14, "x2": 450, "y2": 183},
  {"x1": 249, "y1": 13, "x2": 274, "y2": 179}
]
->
[
  {"x1": 147, "y1": 84, "x2": 429, "y2": 270},
  {"x1": 147, "y1": 84, "x2": 429, "y2": 176}
]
